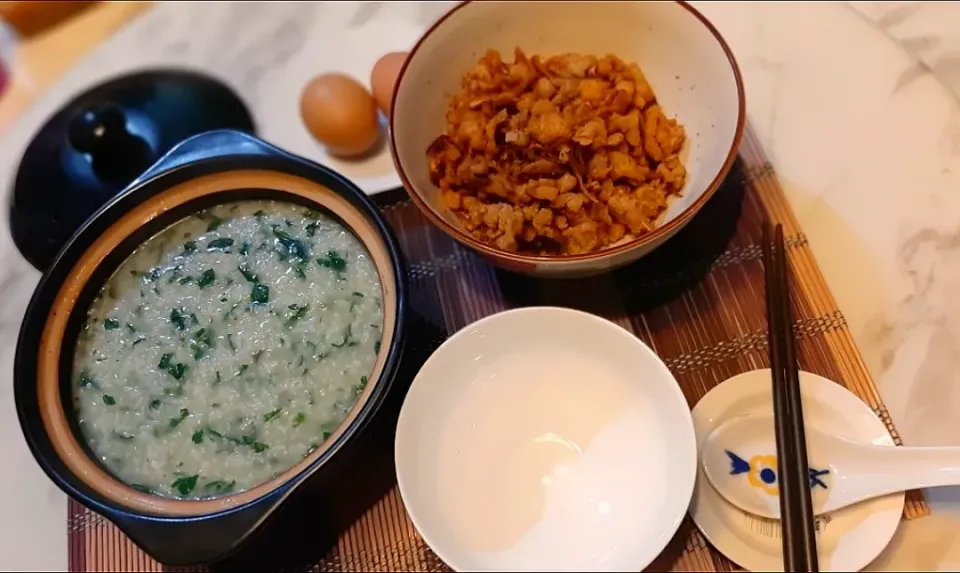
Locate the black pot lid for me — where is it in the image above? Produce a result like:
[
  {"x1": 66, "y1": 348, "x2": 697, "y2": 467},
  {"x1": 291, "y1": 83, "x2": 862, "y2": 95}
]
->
[{"x1": 8, "y1": 69, "x2": 256, "y2": 271}]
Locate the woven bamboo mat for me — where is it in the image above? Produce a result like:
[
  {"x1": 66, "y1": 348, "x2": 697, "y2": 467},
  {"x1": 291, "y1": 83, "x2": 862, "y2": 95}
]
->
[{"x1": 64, "y1": 124, "x2": 929, "y2": 572}]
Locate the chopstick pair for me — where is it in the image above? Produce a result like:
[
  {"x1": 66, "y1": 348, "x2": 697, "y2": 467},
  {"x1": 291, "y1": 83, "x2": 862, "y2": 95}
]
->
[{"x1": 761, "y1": 222, "x2": 819, "y2": 573}]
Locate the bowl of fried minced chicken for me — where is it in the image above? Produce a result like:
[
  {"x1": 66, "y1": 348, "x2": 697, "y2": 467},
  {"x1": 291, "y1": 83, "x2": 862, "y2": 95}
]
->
[{"x1": 390, "y1": 0, "x2": 745, "y2": 277}]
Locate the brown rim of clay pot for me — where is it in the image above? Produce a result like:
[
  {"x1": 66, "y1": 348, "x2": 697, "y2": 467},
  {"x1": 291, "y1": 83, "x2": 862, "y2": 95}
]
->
[
  {"x1": 388, "y1": 0, "x2": 746, "y2": 266},
  {"x1": 36, "y1": 169, "x2": 398, "y2": 517}
]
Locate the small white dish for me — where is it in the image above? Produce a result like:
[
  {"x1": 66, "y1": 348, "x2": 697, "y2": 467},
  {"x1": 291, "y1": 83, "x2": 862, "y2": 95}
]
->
[
  {"x1": 394, "y1": 307, "x2": 697, "y2": 571},
  {"x1": 689, "y1": 369, "x2": 904, "y2": 572}
]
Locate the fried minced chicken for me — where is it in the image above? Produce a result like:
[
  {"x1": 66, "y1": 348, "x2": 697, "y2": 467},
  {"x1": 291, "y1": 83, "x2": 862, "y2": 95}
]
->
[{"x1": 426, "y1": 48, "x2": 687, "y2": 255}]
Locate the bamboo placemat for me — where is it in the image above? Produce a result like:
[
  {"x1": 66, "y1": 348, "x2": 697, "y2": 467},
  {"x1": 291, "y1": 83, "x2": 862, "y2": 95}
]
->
[{"x1": 64, "y1": 124, "x2": 928, "y2": 572}]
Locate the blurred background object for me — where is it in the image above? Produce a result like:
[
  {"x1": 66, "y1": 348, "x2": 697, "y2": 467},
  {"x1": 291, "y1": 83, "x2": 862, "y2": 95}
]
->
[
  {"x1": 0, "y1": 1, "x2": 152, "y2": 133},
  {"x1": 0, "y1": 1, "x2": 100, "y2": 38}
]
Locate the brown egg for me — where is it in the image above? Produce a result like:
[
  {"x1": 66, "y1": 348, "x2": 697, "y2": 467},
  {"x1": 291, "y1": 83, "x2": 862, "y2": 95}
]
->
[
  {"x1": 300, "y1": 73, "x2": 381, "y2": 158},
  {"x1": 370, "y1": 51, "x2": 408, "y2": 117}
]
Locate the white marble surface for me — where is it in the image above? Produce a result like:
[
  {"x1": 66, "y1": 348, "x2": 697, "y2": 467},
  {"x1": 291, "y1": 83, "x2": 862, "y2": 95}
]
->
[{"x1": 0, "y1": 1, "x2": 959, "y2": 570}]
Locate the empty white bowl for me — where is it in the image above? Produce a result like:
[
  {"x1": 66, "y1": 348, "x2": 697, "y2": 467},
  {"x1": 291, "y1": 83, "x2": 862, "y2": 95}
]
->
[
  {"x1": 394, "y1": 307, "x2": 697, "y2": 571},
  {"x1": 390, "y1": 1, "x2": 745, "y2": 277}
]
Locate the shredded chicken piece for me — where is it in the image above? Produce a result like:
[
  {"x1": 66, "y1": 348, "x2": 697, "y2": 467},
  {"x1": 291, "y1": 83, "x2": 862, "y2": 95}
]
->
[{"x1": 426, "y1": 48, "x2": 687, "y2": 255}]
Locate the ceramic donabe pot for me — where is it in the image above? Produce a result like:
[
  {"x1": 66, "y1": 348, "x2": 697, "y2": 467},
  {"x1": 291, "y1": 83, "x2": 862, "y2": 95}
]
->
[{"x1": 14, "y1": 131, "x2": 408, "y2": 566}]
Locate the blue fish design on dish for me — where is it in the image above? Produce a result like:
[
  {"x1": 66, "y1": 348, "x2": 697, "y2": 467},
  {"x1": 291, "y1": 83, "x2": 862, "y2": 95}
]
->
[{"x1": 725, "y1": 450, "x2": 829, "y2": 496}]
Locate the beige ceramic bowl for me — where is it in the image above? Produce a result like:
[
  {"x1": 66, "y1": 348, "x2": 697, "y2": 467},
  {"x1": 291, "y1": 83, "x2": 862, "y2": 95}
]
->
[{"x1": 390, "y1": 0, "x2": 745, "y2": 278}]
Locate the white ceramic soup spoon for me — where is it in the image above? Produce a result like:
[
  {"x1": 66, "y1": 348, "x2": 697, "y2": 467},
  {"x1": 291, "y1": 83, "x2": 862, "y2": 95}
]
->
[{"x1": 700, "y1": 414, "x2": 960, "y2": 519}]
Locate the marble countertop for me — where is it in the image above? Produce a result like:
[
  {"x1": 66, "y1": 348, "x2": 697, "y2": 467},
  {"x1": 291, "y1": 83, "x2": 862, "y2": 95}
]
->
[{"x1": 1, "y1": 1, "x2": 959, "y2": 570}]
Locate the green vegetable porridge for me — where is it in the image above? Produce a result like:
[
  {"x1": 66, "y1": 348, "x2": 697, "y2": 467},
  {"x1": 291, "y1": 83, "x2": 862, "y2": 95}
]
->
[{"x1": 72, "y1": 200, "x2": 384, "y2": 499}]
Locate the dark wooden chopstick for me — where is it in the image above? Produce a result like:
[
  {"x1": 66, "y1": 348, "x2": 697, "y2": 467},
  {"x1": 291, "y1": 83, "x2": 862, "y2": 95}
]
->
[
  {"x1": 774, "y1": 224, "x2": 818, "y2": 570},
  {"x1": 762, "y1": 222, "x2": 819, "y2": 572},
  {"x1": 762, "y1": 223, "x2": 800, "y2": 569}
]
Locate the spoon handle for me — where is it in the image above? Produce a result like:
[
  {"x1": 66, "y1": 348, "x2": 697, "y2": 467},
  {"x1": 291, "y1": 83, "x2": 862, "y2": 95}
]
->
[{"x1": 847, "y1": 444, "x2": 960, "y2": 499}]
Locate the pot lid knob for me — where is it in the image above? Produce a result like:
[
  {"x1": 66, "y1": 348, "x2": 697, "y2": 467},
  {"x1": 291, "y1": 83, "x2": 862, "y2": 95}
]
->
[{"x1": 67, "y1": 103, "x2": 155, "y2": 185}]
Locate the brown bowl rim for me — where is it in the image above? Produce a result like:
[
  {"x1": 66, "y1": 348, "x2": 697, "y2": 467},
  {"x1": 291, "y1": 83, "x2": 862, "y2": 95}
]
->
[
  {"x1": 37, "y1": 169, "x2": 399, "y2": 517},
  {"x1": 388, "y1": 0, "x2": 746, "y2": 265}
]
